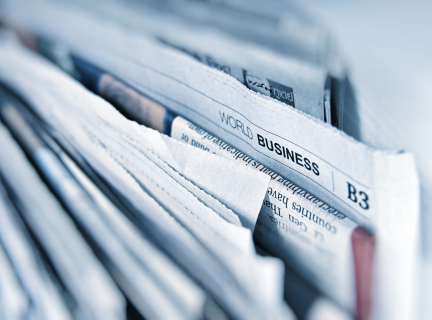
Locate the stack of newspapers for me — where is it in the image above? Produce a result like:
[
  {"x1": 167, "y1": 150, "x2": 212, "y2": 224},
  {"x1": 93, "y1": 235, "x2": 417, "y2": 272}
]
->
[{"x1": 0, "y1": 0, "x2": 422, "y2": 319}]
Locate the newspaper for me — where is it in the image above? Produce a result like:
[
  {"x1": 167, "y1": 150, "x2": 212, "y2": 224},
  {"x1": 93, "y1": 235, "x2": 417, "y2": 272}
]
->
[
  {"x1": 0, "y1": 221, "x2": 29, "y2": 320},
  {"x1": 97, "y1": 0, "x2": 338, "y2": 72},
  {"x1": 0, "y1": 1, "x2": 422, "y2": 318},
  {"x1": 29, "y1": 45, "x2": 367, "y2": 311},
  {"x1": 86, "y1": 0, "x2": 347, "y2": 128},
  {"x1": 38, "y1": 132, "x2": 207, "y2": 320},
  {"x1": 1, "y1": 93, "x2": 210, "y2": 319},
  {"x1": 65, "y1": 0, "x2": 331, "y2": 123},
  {"x1": 256, "y1": 245, "x2": 353, "y2": 320},
  {"x1": 0, "y1": 154, "x2": 72, "y2": 320},
  {"x1": 39, "y1": 128, "x2": 229, "y2": 319},
  {"x1": 0, "y1": 35, "x2": 294, "y2": 320},
  {"x1": 0, "y1": 0, "x2": 375, "y2": 228},
  {"x1": 54, "y1": 140, "x2": 211, "y2": 320},
  {"x1": 170, "y1": 115, "x2": 372, "y2": 312},
  {"x1": 0, "y1": 107, "x2": 126, "y2": 320}
]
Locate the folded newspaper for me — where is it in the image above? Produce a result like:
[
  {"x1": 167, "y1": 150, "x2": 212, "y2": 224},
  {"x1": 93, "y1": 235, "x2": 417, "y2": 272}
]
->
[{"x1": 0, "y1": 0, "x2": 424, "y2": 319}]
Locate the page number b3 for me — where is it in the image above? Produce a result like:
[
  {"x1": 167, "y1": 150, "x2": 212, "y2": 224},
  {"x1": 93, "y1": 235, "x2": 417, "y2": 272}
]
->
[{"x1": 347, "y1": 182, "x2": 370, "y2": 210}]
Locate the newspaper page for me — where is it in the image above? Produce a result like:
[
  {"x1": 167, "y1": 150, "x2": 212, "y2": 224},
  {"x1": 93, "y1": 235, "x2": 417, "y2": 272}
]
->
[
  {"x1": 36, "y1": 46, "x2": 363, "y2": 310},
  {"x1": 0, "y1": 95, "x2": 206, "y2": 319},
  {"x1": 0, "y1": 112, "x2": 126, "y2": 320},
  {"x1": 0, "y1": 153, "x2": 72, "y2": 320},
  {"x1": 0, "y1": 219, "x2": 29, "y2": 320},
  {"x1": 171, "y1": 115, "x2": 363, "y2": 311},
  {"x1": 63, "y1": 0, "x2": 330, "y2": 122},
  {"x1": 55, "y1": 144, "x2": 210, "y2": 320}
]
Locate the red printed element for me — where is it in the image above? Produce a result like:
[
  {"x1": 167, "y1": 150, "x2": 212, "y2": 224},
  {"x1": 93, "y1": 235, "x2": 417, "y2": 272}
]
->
[{"x1": 352, "y1": 227, "x2": 375, "y2": 320}]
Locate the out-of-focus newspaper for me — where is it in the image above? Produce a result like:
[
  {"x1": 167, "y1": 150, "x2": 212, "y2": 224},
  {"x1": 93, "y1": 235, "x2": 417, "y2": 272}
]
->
[
  {"x1": 0, "y1": 34, "x2": 295, "y2": 319},
  {"x1": 61, "y1": 0, "x2": 332, "y2": 124},
  {"x1": 110, "y1": 0, "x2": 341, "y2": 73}
]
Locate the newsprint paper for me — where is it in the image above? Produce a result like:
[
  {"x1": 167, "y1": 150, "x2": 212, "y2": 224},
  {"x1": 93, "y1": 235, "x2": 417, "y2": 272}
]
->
[{"x1": 0, "y1": 1, "x2": 421, "y2": 319}]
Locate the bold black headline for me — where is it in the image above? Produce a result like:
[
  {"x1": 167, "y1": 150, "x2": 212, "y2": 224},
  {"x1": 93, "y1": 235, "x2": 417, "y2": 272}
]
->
[{"x1": 257, "y1": 134, "x2": 320, "y2": 176}]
